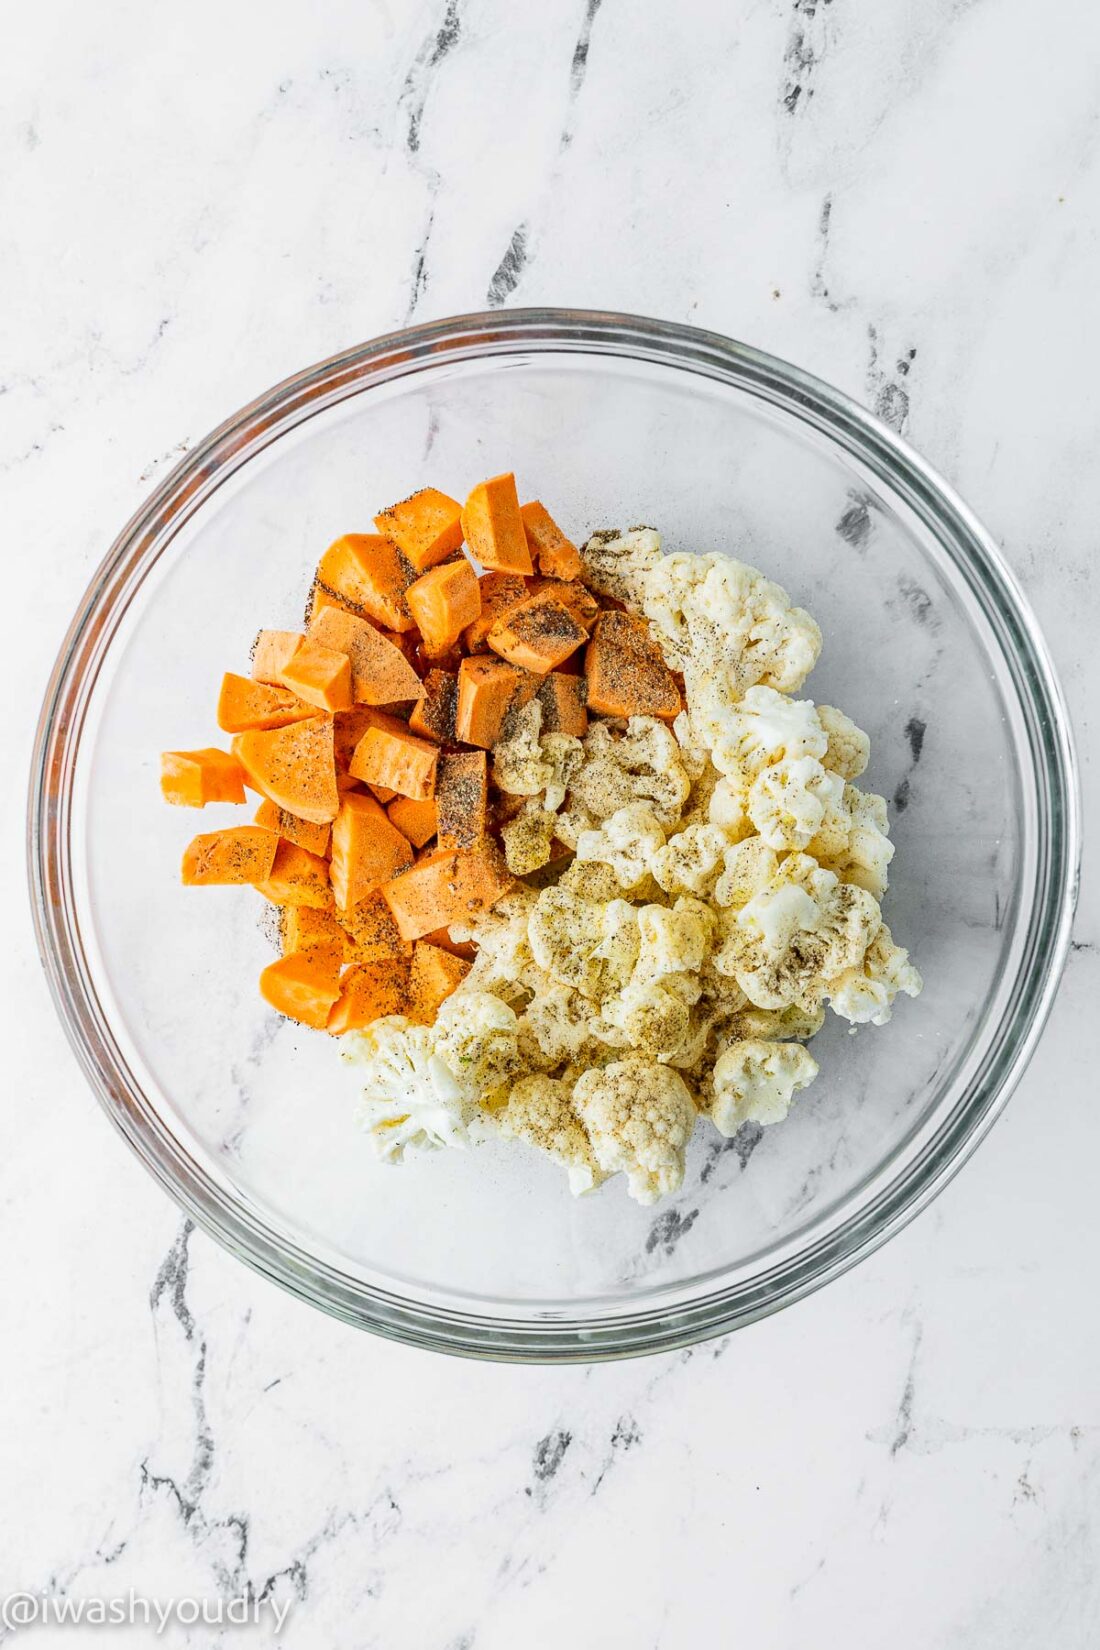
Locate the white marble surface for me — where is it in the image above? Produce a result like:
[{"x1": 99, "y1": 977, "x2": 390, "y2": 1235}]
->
[{"x1": 3, "y1": 0, "x2": 1098, "y2": 1643}]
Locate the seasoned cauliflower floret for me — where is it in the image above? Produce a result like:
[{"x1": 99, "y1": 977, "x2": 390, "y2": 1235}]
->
[
  {"x1": 459, "y1": 889, "x2": 540, "y2": 1002},
  {"x1": 496, "y1": 1075, "x2": 606, "y2": 1196},
  {"x1": 431, "y1": 991, "x2": 522, "y2": 1107},
  {"x1": 711, "y1": 685, "x2": 827, "y2": 784},
  {"x1": 572, "y1": 1056, "x2": 698, "y2": 1205},
  {"x1": 713, "y1": 837, "x2": 780, "y2": 909},
  {"x1": 519, "y1": 982, "x2": 608, "y2": 1065},
  {"x1": 635, "y1": 900, "x2": 712, "y2": 980},
  {"x1": 580, "y1": 526, "x2": 663, "y2": 606},
  {"x1": 652, "y1": 821, "x2": 730, "y2": 898},
  {"x1": 492, "y1": 699, "x2": 583, "y2": 812},
  {"x1": 528, "y1": 886, "x2": 640, "y2": 1001},
  {"x1": 501, "y1": 801, "x2": 559, "y2": 875},
  {"x1": 707, "y1": 1039, "x2": 820, "y2": 1134},
  {"x1": 347, "y1": 1018, "x2": 472, "y2": 1162},
  {"x1": 747, "y1": 756, "x2": 841, "y2": 851},
  {"x1": 569, "y1": 717, "x2": 691, "y2": 827},
  {"x1": 817, "y1": 704, "x2": 871, "y2": 780},
  {"x1": 575, "y1": 803, "x2": 667, "y2": 890},
  {"x1": 826, "y1": 923, "x2": 923, "y2": 1025}
]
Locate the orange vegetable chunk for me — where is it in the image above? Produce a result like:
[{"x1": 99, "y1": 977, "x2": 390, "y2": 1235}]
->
[
  {"x1": 329, "y1": 791, "x2": 414, "y2": 909},
  {"x1": 253, "y1": 839, "x2": 333, "y2": 908},
  {"x1": 374, "y1": 487, "x2": 464, "y2": 573},
  {"x1": 521, "y1": 501, "x2": 582, "y2": 580},
  {"x1": 282, "y1": 905, "x2": 351, "y2": 962},
  {"x1": 181, "y1": 826, "x2": 279, "y2": 885},
  {"x1": 232, "y1": 715, "x2": 339, "y2": 825},
  {"x1": 307, "y1": 606, "x2": 423, "y2": 705},
  {"x1": 436, "y1": 750, "x2": 488, "y2": 850},
  {"x1": 422, "y1": 925, "x2": 477, "y2": 962},
  {"x1": 349, "y1": 720, "x2": 439, "y2": 801},
  {"x1": 405, "y1": 558, "x2": 481, "y2": 656},
  {"x1": 253, "y1": 797, "x2": 331, "y2": 857},
  {"x1": 386, "y1": 794, "x2": 438, "y2": 849},
  {"x1": 382, "y1": 842, "x2": 514, "y2": 941},
  {"x1": 536, "y1": 671, "x2": 588, "y2": 737},
  {"x1": 488, "y1": 592, "x2": 587, "y2": 673},
  {"x1": 406, "y1": 942, "x2": 471, "y2": 1023},
  {"x1": 339, "y1": 888, "x2": 413, "y2": 962},
  {"x1": 585, "y1": 610, "x2": 682, "y2": 719},
  {"x1": 529, "y1": 576, "x2": 598, "y2": 632},
  {"x1": 276, "y1": 636, "x2": 353, "y2": 712},
  {"x1": 461, "y1": 473, "x2": 533, "y2": 574},
  {"x1": 251, "y1": 630, "x2": 302, "y2": 685},
  {"x1": 463, "y1": 572, "x2": 530, "y2": 652},
  {"x1": 217, "y1": 673, "x2": 313, "y2": 733},
  {"x1": 454, "y1": 656, "x2": 526, "y2": 749},
  {"x1": 407, "y1": 669, "x2": 457, "y2": 744},
  {"x1": 327, "y1": 960, "x2": 411, "y2": 1034},
  {"x1": 260, "y1": 949, "x2": 343, "y2": 1029},
  {"x1": 315, "y1": 535, "x2": 416, "y2": 631},
  {"x1": 161, "y1": 748, "x2": 247, "y2": 807}
]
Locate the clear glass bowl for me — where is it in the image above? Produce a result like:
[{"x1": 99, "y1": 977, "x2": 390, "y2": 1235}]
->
[{"x1": 29, "y1": 310, "x2": 1079, "y2": 1362}]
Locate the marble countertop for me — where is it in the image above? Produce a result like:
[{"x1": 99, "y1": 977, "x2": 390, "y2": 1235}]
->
[{"x1": 4, "y1": 0, "x2": 1098, "y2": 1643}]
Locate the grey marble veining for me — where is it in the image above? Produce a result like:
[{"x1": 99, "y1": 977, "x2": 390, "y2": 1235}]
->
[{"x1": 2, "y1": 0, "x2": 1098, "y2": 1645}]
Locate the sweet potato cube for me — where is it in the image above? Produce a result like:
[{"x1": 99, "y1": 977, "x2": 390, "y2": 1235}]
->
[
  {"x1": 307, "y1": 606, "x2": 423, "y2": 705},
  {"x1": 405, "y1": 558, "x2": 481, "y2": 655},
  {"x1": 260, "y1": 949, "x2": 343, "y2": 1029},
  {"x1": 521, "y1": 501, "x2": 582, "y2": 580},
  {"x1": 338, "y1": 888, "x2": 413, "y2": 962},
  {"x1": 305, "y1": 584, "x2": 359, "y2": 625},
  {"x1": 408, "y1": 670, "x2": 457, "y2": 744},
  {"x1": 277, "y1": 636, "x2": 353, "y2": 712},
  {"x1": 329, "y1": 792, "x2": 414, "y2": 910},
  {"x1": 253, "y1": 839, "x2": 334, "y2": 909},
  {"x1": 463, "y1": 572, "x2": 530, "y2": 652},
  {"x1": 585, "y1": 610, "x2": 682, "y2": 719},
  {"x1": 488, "y1": 592, "x2": 587, "y2": 673},
  {"x1": 349, "y1": 721, "x2": 439, "y2": 801},
  {"x1": 461, "y1": 473, "x2": 532, "y2": 574},
  {"x1": 161, "y1": 748, "x2": 248, "y2": 807},
  {"x1": 282, "y1": 905, "x2": 352, "y2": 962},
  {"x1": 315, "y1": 534, "x2": 417, "y2": 632},
  {"x1": 253, "y1": 798, "x2": 331, "y2": 857},
  {"x1": 251, "y1": 630, "x2": 302, "y2": 685},
  {"x1": 529, "y1": 576, "x2": 598, "y2": 632},
  {"x1": 386, "y1": 794, "x2": 438, "y2": 849},
  {"x1": 406, "y1": 942, "x2": 471, "y2": 1024},
  {"x1": 381, "y1": 842, "x2": 514, "y2": 941},
  {"x1": 436, "y1": 750, "x2": 488, "y2": 851},
  {"x1": 217, "y1": 673, "x2": 313, "y2": 733},
  {"x1": 326, "y1": 959, "x2": 411, "y2": 1034},
  {"x1": 374, "y1": 487, "x2": 464, "y2": 573},
  {"x1": 181, "y1": 826, "x2": 279, "y2": 885},
  {"x1": 231, "y1": 715, "x2": 339, "y2": 825},
  {"x1": 454, "y1": 656, "x2": 526, "y2": 749},
  {"x1": 536, "y1": 672, "x2": 588, "y2": 737}
]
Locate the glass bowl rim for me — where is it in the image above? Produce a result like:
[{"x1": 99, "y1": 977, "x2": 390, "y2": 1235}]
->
[{"x1": 27, "y1": 307, "x2": 1081, "y2": 1363}]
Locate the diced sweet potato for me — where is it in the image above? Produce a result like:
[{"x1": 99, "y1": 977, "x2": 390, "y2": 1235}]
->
[
  {"x1": 349, "y1": 719, "x2": 439, "y2": 801},
  {"x1": 405, "y1": 558, "x2": 481, "y2": 656},
  {"x1": 182, "y1": 826, "x2": 279, "y2": 885},
  {"x1": 338, "y1": 888, "x2": 413, "y2": 962},
  {"x1": 277, "y1": 636, "x2": 353, "y2": 712},
  {"x1": 422, "y1": 925, "x2": 477, "y2": 962},
  {"x1": 408, "y1": 670, "x2": 457, "y2": 744},
  {"x1": 521, "y1": 501, "x2": 583, "y2": 580},
  {"x1": 251, "y1": 630, "x2": 302, "y2": 685},
  {"x1": 161, "y1": 748, "x2": 247, "y2": 807},
  {"x1": 386, "y1": 794, "x2": 438, "y2": 849},
  {"x1": 368, "y1": 784, "x2": 398, "y2": 806},
  {"x1": 436, "y1": 750, "x2": 488, "y2": 851},
  {"x1": 333, "y1": 707, "x2": 379, "y2": 770},
  {"x1": 217, "y1": 673, "x2": 313, "y2": 733},
  {"x1": 282, "y1": 905, "x2": 352, "y2": 962},
  {"x1": 381, "y1": 842, "x2": 514, "y2": 941},
  {"x1": 253, "y1": 797, "x2": 331, "y2": 857},
  {"x1": 315, "y1": 535, "x2": 417, "y2": 632},
  {"x1": 306, "y1": 583, "x2": 359, "y2": 626},
  {"x1": 253, "y1": 839, "x2": 334, "y2": 909},
  {"x1": 454, "y1": 656, "x2": 527, "y2": 749},
  {"x1": 462, "y1": 572, "x2": 530, "y2": 652},
  {"x1": 327, "y1": 960, "x2": 411, "y2": 1033},
  {"x1": 487, "y1": 592, "x2": 587, "y2": 673},
  {"x1": 461, "y1": 473, "x2": 533, "y2": 574},
  {"x1": 529, "y1": 576, "x2": 598, "y2": 632},
  {"x1": 307, "y1": 607, "x2": 423, "y2": 705},
  {"x1": 374, "y1": 487, "x2": 464, "y2": 573},
  {"x1": 585, "y1": 610, "x2": 682, "y2": 719},
  {"x1": 406, "y1": 942, "x2": 471, "y2": 1023},
  {"x1": 329, "y1": 792, "x2": 414, "y2": 910},
  {"x1": 536, "y1": 671, "x2": 588, "y2": 737},
  {"x1": 260, "y1": 949, "x2": 343, "y2": 1029},
  {"x1": 232, "y1": 715, "x2": 339, "y2": 825}
]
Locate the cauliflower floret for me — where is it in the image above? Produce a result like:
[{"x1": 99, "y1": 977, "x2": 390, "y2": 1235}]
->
[
  {"x1": 501, "y1": 801, "x2": 558, "y2": 875},
  {"x1": 459, "y1": 889, "x2": 540, "y2": 1001},
  {"x1": 492, "y1": 699, "x2": 583, "y2": 813},
  {"x1": 652, "y1": 821, "x2": 730, "y2": 898},
  {"x1": 838, "y1": 785, "x2": 895, "y2": 896},
  {"x1": 707, "y1": 776, "x2": 752, "y2": 837},
  {"x1": 347, "y1": 1017, "x2": 472, "y2": 1162},
  {"x1": 570, "y1": 716, "x2": 691, "y2": 827},
  {"x1": 556, "y1": 859, "x2": 623, "y2": 901},
  {"x1": 580, "y1": 526, "x2": 663, "y2": 606},
  {"x1": 707, "y1": 1039, "x2": 820, "y2": 1134},
  {"x1": 431, "y1": 991, "x2": 522, "y2": 1107},
  {"x1": 747, "y1": 756, "x2": 843, "y2": 851},
  {"x1": 713, "y1": 837, "x2": 780, "y2": 909},
  {"x1": 575, "y1": 803, "x2": 668, "y2": 890},
  {"x1": 711, "y1": 685, "x2": 827, "y2": 784},
  {"x1": 726, "y1": 1001, "x2": 826, "y2": 1041},
  {"x1": 826, "y1": 923, "x2": 923, "y2": 1025},
  {"x1": 670, "y1": 710, "x2": 712, "y2": 783},
  {"x1": 520, "y1": 983, "x2": 608, "y2": 1065},
  {"x1": 528, "y1": 886, "x2": 640, "y2": 1001},
  {"x1": 496, "y1": 1075, "x2": 606, "y2": 1196},
  {"x1": 599, "y1": 979, "x2": 694, "y2": 1062},
  {"x1": 817, "y1": 704, "x2": 870, "y2": 779},
  {"x1": 635, "y1": 900, "x2": 713, "y2": 980},
  {"x1": 572, "y1": 1056, "x2": 698, "y2": 1205}
]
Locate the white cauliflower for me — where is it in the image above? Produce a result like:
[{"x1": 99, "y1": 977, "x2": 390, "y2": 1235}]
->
[
  {"x1": 431, "y1": 991, "x2": 522, "y2": 1107},
  {"x1": 347, "y1": 1017, "x2": 473, "y2": 1162},
  {"x1": 491, "y1": 699, "x2": 583, "y2": 812},
  {"x1": 568, "y1": 716, "x2": 691, "y2": 827},
  {"x1": 817, "y1": 704, "x2": 870, "y2": 779},
  {"x1": 707, "y1": 1039, "x2": 820, "y2": 1134},
  {"x1": 826, "y1": 923, "x2": 923, "y2": 1025},
  {"x1": 652, "y1": 821, "x2": 730, "y2": 898},
  {"x1": 572, "y1": 1056, "x2": 698, "y2": 1205},
  {"x1": 528, "y1": 885, "x2": 640, "y2": 1001},
  {"x1": 707, "y1": 776, "x2": 752, "y2": 837},
  {"x1": 711, "y1": 685, "x2": 827, "y2": 785},
  {"x1": 501, "y1": 801, "x2": 559, "y2": 875},
  {"x1": 725, "y1": 1001, "x2": 826, "y2": 1042},
  {"x1": 459, "y1": 890, "x2": 540, "y2": 1000},
  {"x1": 712, "y1": 837, "x2": 780, "y2": 909},
  {"x1": 575, "y1": 803, "x2": 668, "y2": 891},
  {"x1": 519, "y1": 982, "x2": 608, "y2": 1065},
  {"x1": 635, "y1": 900, "x2": 713, "y2": 981},
  {"x1": 747, "y1": 756, "x2": 843, "y2": 851},
  {"x1": 580, "y1": 526, "x2": 664, "y2": 605},
  {"x1": 496, "y1": 1075, "x2": 606, "y2": 1195}
]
